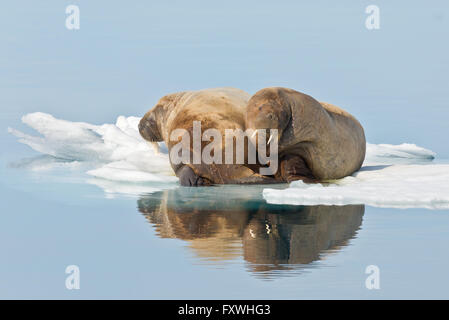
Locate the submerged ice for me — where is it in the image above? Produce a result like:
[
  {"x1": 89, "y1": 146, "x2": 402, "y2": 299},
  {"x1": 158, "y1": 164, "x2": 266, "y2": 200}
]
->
[{"x1": 8, "y1": 112, "x2": 447, "y2": 208}]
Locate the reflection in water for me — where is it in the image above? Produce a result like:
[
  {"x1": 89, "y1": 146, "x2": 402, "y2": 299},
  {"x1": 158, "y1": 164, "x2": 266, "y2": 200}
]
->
[{"x1": 138, "y1": 186, "x2": 364, "y2": 279}]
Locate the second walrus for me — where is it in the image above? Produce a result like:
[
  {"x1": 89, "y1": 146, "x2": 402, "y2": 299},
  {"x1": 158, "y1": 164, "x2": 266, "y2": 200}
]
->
[{"x1": 246, "y1": 87, "x2": 366, "y2": 182}]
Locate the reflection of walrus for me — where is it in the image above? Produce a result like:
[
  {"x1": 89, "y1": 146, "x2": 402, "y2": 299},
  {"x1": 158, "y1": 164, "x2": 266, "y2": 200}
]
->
[
  {"x1": 242, "y1": 205, "x2": 364, "y2": 274},
  {"x1": 139, "y1": 88, "x2": 275, "y2": 186},
  {"x1": 138, "y1": 187, "x2": 365, "y2": 277},
  {"x1": 246, "y1": 87, "x2": 366, "y2": 182}
]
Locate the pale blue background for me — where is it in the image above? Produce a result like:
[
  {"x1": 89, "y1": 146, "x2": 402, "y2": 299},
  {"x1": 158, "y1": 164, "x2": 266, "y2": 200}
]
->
[
  {"x1": 1, "y1": 1, "x2": 449, "y2": 299},
  {"x1": 1, "y1": 0, "x2": 448, "y2": 156}
]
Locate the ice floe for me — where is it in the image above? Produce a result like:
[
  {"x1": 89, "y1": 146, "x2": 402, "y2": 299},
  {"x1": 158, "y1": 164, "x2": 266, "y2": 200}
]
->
[
  {"x1": 8, "y1": 112, "x2": 173, "y2": 182},
  {"x1": 263, "y1": 163, "x2": 449, "y2": 209}
]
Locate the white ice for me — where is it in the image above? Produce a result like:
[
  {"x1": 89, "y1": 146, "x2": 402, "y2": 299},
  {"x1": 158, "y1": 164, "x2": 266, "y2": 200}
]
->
[
  {"x1": 263, "y1": 164, "x2": 449, "y2": 209},
  {"x1": 9, "y1": 112, "x2": 447, "y2": 208},
  {"x1": 8, "y1": 112, "x2": 175, "y2": 189},
  {"x1": 364, "y1": 143, "x2": 436, "y2": 165},
  {"x1": 264, "y1": 145, "x2": 448, "y2": 209}
]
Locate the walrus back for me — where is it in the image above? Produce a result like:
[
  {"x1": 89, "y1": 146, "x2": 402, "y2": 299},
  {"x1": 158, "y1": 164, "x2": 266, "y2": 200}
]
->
[
  {"x1": 317, "y1": 102, "x2": 366, "y2": 179},
  {"x1": 161, "y1": 88, "x2": 275, "y2": 184},
  {"x1": 167, "y1": 88, "x2": 249, "y2": 136},
  {"x1": 278, "y1": 89, "x2": 366, "y2": 180}
]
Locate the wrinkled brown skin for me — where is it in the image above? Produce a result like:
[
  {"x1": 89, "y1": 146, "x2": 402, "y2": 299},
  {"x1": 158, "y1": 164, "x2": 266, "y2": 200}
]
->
[
  {"x1": 139, "y1": 87, "x2": 277, "y2": 186},
  {"x1": 246, "y1": 87, "x2": 366, "y2": 182}
]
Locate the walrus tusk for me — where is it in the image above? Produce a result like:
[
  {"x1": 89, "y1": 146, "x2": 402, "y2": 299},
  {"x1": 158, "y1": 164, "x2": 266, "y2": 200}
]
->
[
  {"x1": 249, "y1": 229, "x2": 256, "y2": 239},
  {"x1": 251, "y1": 130, "x2": 257, "y2": 139},
  {"x1": 267, "y1": 134, "x2": 274, "y2": 145},
  {"x1": 148, "y1": 141, "x2": 160, "y2": 154}
]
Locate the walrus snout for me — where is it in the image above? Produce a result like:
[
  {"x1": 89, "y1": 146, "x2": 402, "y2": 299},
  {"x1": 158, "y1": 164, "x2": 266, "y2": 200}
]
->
[
  {"x1": 138, "y1": 118, "x2": 145, "y2": 134},
  {"x1": 256, "y1": 111, "x2": 277, "y2": 124},
  {"x1": 138, "y1": 118, "x2": 150, "y2": 140},
  {"x1": 246, "y1": 100, "x2": 283, "y2": 131},
  {"x1": 261, "y1": 112, "x2": 278, "y2": 125},
  {"x1": 248, "y1": 112, "x2": 280, "y2": 133},
  {"x1": 138, "y1": 116, "x2": 162, "y2": 142}
]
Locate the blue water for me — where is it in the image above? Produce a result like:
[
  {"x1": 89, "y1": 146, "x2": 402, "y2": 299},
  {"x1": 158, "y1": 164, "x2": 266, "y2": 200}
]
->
[{"x1": 1, "y1": 1, "x2": 449, "y2": 299}]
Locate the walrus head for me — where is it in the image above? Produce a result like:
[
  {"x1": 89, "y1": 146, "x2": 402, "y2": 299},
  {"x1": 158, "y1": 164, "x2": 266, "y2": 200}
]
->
[
  {"x1": 139, "y1": 92, "x2": 187, "y2": 143},
  {"x1": 139, "y1": 104, "x2": 165, "y2": 142},
  {"x1": 246, "y1": 88, "x2": 291, "y2": 145}
]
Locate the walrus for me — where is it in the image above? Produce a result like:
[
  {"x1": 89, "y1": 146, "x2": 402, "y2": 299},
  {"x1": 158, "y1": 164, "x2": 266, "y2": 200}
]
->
[
  {"x1": 139, "y1": 87, "x2": 276, "y2": 186},
  {"x1": 246, "y1": 87, "x2": 366, "y2": 182}
]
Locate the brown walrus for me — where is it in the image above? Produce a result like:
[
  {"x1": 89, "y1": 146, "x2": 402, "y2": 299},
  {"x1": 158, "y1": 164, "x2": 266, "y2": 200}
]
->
[
  {"x1": 138, "y1": 87, "x2": 276, "y2": 186},
  {"x1": 246, "y1": 87, "x2": 366, "y2": 182}
]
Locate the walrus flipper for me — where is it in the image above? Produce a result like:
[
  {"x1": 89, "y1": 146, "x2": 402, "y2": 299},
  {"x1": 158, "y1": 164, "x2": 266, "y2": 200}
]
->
[
  {"x1": 228, "y1": 173, "x2": 278, "y2": 185},
  {"x1": 183, "y1": 163, "x2": 277, "y2": 186},
  {"x1": 177, "y1": 165, "x2": 212, "y2": 186},
  {"x1": 280, "y1": 155, "x2": 318, "y2": 184}
]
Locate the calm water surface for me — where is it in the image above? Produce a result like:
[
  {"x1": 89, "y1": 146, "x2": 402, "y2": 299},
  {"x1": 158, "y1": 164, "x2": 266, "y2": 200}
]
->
[{"x1": 1, "y1": 152, "x2": 449, "y2": 299}]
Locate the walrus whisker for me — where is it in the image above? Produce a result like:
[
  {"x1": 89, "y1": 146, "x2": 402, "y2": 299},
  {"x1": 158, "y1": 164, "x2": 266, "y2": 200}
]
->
[
  {"x1": 251, "y1": 130, "x2": 257, "y2": 139},
  {"x1": 267, "y1": 134, "x2": 274, "y2": 145}
]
